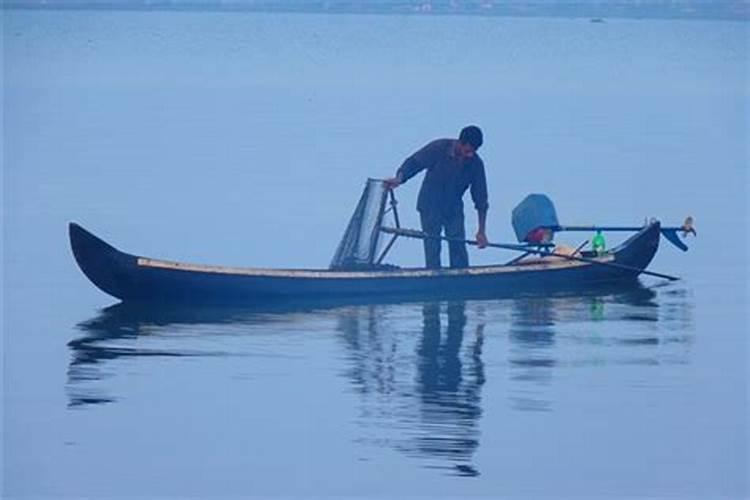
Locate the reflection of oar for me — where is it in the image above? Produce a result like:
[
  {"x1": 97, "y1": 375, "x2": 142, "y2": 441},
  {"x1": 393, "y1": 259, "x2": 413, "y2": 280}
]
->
[
  {"x1": 547, "y1": 217, "x2": 697, "y2": 252},
  {"x1": 380, "y1": 226, "x2": 680, "y2": 281}
]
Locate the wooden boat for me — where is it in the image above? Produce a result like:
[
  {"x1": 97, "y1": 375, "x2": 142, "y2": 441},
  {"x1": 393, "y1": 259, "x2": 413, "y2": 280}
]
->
[{"x1": 69, "y1": 221, "x2": 663, "y2": 304}]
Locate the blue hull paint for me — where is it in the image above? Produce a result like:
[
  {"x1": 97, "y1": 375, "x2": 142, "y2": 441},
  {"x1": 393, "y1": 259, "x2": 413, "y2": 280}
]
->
[{"x1": 69, "y1": 222, "x2": 661, "y2": 304}]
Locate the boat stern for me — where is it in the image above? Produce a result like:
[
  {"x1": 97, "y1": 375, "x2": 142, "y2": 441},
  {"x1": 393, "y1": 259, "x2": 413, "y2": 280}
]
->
[{"x1": 69, "y1": 223, "x2": 139, "y2": 300}]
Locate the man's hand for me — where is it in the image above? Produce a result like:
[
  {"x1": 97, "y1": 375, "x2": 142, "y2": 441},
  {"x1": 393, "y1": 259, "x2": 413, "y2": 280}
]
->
[
  {"x1": 383, "y1": 177, "x2": 401, "y2": 189},
  {"x1": 475, "y1": 231, "x2": 488, "y2": 249}
]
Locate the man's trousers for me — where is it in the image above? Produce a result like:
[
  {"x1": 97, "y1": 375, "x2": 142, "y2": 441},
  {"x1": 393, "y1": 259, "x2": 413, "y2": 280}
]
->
[{"x1": 419, "y1": 211, "x2": 469, "y2": 269}]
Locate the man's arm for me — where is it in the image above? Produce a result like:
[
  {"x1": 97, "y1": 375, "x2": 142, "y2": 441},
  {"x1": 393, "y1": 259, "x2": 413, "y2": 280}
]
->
[
  {"x1": 471, "y1": 160, "x2": 489, "y2": 248},
  {"x1": 384, "y1": 140, "x2": 442, "y2": 188},
  {"x1": 476, "y1": 208, "x2": 488, "y2": 248}
]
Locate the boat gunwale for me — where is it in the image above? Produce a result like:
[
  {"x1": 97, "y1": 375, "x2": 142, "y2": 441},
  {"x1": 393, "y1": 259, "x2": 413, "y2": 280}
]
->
[{"x1": 137, "y1": 254, "x2": 612, "y2": 279}]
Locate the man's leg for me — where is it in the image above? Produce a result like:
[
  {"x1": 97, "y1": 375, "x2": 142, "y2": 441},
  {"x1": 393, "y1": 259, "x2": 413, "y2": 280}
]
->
[
  {"x1": 445, "y1": 212, "x2": 469, "y2": 268},
  {"x1": 420, "y1": 211, "x2": 442, "y2": 269}
]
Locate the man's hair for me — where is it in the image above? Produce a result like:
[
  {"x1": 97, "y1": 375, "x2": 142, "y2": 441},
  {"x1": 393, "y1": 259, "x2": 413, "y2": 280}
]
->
[{"x1": 459, "y1": 125, "x2": 483, "y2": 149}]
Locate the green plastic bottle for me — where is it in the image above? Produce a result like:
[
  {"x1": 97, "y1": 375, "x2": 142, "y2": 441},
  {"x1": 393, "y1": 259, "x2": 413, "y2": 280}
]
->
[{"x1": 592, "y1": 230, "x2": 606, "y2": 256}]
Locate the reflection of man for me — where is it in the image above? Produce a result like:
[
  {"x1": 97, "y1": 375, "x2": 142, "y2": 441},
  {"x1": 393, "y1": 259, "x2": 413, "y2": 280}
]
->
[
  {"x1": 385, "y1": 126, "x2": 489, "y2": 269},
  {"x1": 418, "y1": 302, "x2": 465, "y2": 393},
  {"x1": 417, "y1": 301, "x2": 484, "y2": 477},
  {"x1": 336, "y1": 301, "x2": 485, "y2": 476}
]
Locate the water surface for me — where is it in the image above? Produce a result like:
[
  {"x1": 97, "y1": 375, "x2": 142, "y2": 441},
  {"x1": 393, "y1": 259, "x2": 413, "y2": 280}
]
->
[{"x1": 3, "y1": 8, "x2": 748, "y2": 498}]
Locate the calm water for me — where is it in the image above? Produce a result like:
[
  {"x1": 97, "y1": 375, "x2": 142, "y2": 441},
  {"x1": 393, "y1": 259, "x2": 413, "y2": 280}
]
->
[{"x1": 3, "y1": 9, "x2": 748, "y2": 499}]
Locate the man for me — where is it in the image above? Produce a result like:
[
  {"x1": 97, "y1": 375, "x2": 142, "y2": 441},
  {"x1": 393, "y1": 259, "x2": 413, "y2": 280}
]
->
[{"x1": 385, "y1": 125, "x2": 489, "y2": 269}]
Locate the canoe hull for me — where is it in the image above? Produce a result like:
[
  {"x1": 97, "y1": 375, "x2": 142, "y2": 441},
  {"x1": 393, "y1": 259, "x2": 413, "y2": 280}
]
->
[{"x1": 69, "y1": 222, "x2": 661, "y2": 304}]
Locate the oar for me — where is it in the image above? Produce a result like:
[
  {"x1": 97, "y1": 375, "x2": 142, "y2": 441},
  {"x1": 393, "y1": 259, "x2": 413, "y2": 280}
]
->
[
  {"x1": 548, "y1": 217, "x2": 696, "y2": 252},
  {"x1": 552, "y1": 225, "x2": 673, "y2": 231},
  {"x1": 380, "y1": 226, "x2": 680, "y2": 281},
  {"x1": 381, "y1": 227, "x2": 553, "y2": 253}
]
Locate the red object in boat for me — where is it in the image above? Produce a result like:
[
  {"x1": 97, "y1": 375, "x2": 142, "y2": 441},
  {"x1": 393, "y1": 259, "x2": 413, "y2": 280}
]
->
[{"x1": 525, "y1": 227, "x2": 551, "y2": 244}]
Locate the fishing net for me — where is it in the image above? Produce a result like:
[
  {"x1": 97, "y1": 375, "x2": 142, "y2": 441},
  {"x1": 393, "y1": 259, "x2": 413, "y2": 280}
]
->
[{"x1": 330, "y1": 178, "x2": 390, "y2": 270}]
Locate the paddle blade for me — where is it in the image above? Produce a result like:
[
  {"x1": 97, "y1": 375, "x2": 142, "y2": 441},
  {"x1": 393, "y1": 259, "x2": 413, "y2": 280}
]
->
[{"x1": 661, "y1": 228, "x2": 689, "y2": 252}]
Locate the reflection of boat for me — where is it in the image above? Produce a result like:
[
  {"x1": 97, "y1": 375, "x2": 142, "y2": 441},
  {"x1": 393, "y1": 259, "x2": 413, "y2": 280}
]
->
[
  {"x1": 69, "y1": 298, "x2": 488, "y2": 477},
  {"x1": 68, "y1": 282, "x2": 692, "y2": 476},
  {"x1": 504, "y1": 283, "x2": 694, "y2": 413},
  {"x1": 72, "y1": 280, "x2": 648, "y2": 332},
  {"x1": 69, "y1": 220, "x2": 661, "y2": 304},
  {"x1": 66, "y1": 278, "x2": 662, "y2": 404}
]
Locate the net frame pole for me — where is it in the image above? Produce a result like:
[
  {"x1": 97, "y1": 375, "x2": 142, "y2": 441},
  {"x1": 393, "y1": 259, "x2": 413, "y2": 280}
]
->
[
  {"x1": 366, "y1": 185, "x2": 390, "y2": 265},
  {"x1": 375, "y1": 188, "x2": 401, "y2": 265}
]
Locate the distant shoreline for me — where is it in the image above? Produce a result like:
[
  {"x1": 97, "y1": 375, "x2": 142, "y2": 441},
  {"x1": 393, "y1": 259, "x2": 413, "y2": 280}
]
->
[{"x1": 3, "y1": 1, "x2": 748, "y2": 22}]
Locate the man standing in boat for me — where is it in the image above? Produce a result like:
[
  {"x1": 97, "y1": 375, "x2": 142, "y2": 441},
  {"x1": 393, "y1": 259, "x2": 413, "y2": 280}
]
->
[{"x1": 385, "y1": 125, "x2": 489, "y2": 269}]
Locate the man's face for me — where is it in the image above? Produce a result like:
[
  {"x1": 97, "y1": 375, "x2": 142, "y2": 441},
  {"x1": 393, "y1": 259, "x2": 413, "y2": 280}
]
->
[{"x1": 456, "y1": 141, "x2": 476, "y2": 161}]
